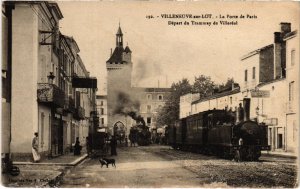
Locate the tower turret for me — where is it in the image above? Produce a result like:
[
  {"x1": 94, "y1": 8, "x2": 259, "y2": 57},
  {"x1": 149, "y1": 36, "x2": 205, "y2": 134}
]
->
[
  {"x1": 106, "y1": 25, "x2": 133, "y2": 132},
  {"x1": 116, "y1": 24, "x2": 123, "y2": 48}
]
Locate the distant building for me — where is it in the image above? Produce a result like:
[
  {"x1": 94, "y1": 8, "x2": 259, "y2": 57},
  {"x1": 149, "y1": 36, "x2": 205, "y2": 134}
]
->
[
  {"x1": 180, "y1": 93, "x2": 200, "y2": 119},
  {"x1": 191, "y1": 86, "x2": 241, "y2": 116},
  {"x1": 133, "y1": 87, "x2": 171, "y2": 129},
  {"x1": 96, "y1": 95, "x2": 108, "y2": 129}
]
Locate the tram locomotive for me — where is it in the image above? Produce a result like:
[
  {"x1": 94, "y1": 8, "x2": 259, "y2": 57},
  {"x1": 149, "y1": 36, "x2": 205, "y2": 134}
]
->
[
  {"x1": 130, "y1": 124, "x2": 151, "y2": 146},
  {"x1": 168, "y1": 98, "x2": 270, "y2": 161}
]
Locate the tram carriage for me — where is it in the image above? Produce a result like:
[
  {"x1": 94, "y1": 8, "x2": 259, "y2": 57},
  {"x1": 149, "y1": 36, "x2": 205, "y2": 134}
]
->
[{"x1": 169, "y1": 98, "x2": 270, "y2": 161}]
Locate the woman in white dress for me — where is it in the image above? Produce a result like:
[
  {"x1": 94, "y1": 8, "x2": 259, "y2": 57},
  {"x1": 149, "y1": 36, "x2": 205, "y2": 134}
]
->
[{"x1": 32, "y1": 132, "x2": 40, "y2": 162}]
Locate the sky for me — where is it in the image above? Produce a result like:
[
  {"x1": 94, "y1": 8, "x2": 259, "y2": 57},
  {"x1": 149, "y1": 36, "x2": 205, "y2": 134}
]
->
[{"x1": 58, "y1": 1, "x2": 299, "y2": 95}]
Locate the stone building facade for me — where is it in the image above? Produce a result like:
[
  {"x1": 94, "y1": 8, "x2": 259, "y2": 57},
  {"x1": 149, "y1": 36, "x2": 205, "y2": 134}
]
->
[
  {"x1": 134, "y1": 87, "x2": 171, "y2": 129},
  {"x1": 2, "y1": 1, "x2": 97, "y2": 161},
  {"x1": 284, "y1": 30, "x2": 299, "y2": 154},
  {"x1": 106, "y1": 25, "x2": 134, "y2": 136},
  {"x1": 239, "y1": 23, "x2": 298, "y2": 154},
  {"x1": 180, "y1": 22, "x2": 299, "y2": 155},
  {"x1": 106, "y1": 26, "x2": 171, "y2": 137}
]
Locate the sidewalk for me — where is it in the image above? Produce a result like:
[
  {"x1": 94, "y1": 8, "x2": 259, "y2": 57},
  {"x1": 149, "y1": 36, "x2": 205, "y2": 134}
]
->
[
  {"x1": 2, "y1": 153, "x2": 88, "y2": 187},
  {"x1": 13, "y1": 153, "x2": 88, "y2": 166},
  {"x1": 262, "y1": 151, "x2": 297, "y2": 159}
]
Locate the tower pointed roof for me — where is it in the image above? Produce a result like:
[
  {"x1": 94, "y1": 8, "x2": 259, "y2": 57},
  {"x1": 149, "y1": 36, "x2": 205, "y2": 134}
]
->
[
  {"x1": 107, "y1": 24, "x2": 131, "y2": 63},
  {"x1": 107, "y1": 46, "x2": 125, "y2": 63},
  {"x1": 117, "y1": 25, "x2": 123, "y2": 35},
  {"x1": 124, "y1": 46, "x2": 131, "y2": 53}
]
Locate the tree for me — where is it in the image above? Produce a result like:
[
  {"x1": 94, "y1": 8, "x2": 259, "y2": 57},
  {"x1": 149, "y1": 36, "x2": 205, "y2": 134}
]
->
[
  {"x1": 192, "y1": 75, "x2": 216, "y2": 98},
  {"x1": 156, "y1": 78, "x2": 192, "y2": 127},
  {"x1": 218, "y1": 78, "x2": 236, "y2": 92},
  {"x1": 156, "y1": 75, "x2": 232, "y2": 127}
]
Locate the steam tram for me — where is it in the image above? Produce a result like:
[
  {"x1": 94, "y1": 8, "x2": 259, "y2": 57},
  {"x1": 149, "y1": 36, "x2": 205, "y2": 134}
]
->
[
  {"x1": 168, "y1": 98, "x2": 270, "y2": 161},
  {"x1": 129, "y1": 124, "x2": 151, "y2": 146}
]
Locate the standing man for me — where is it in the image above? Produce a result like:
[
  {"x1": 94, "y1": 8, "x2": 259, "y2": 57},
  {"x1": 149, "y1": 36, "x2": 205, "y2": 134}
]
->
[
  {"x1": 110, "y1": 136, "x2": 117, "y2": 156},
  {"x1": 32, "y1": 132, "x2": 40, "y2": 162},
  {"x1": 235, "y1": 137, "x2": 244, "y2": 162},
  {"x1": 125, "y1": 135, "x2": 128, "y2": 147},
  {"x1": 237, "y1": 103, "x2": 244, "y2": 122},
  {"x1": 74, "y1": 137, "x2": 82, "y2": 155},
  {"x1": 86, "y1": 137, "x2": 91, "y2": 157}
]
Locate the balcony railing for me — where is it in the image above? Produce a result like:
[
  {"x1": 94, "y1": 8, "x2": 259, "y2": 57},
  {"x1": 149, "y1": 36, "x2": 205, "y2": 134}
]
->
[
  {"x1": 286, "y1": 101, "x2": 295, "y2": 113},
  {"x1": 78, "y1": 106, "x2": 85, "y2": 119},
  {"x1": 64, "y1": 96, "x2": 76, "y2": 113},
  {"x1": 73, "y1": 106, "x2": 85, "y2": 120},
  {"x1": 37, "y1": 83, "x2": 65, "y2": 108},
  {"x1": 69, "y1": 97, "x2": 75, "y2": 112}
]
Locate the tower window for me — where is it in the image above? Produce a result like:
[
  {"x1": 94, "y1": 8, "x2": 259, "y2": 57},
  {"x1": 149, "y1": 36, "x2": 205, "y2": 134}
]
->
[
  {"x1": 147, "y1": 94, "x2": 152, "y2": 100},
  {"x1": 158, "y1": 95, "x2": 163, "y2": 100},
  {"x1": 245, "y1": 69, "x2": 248, "y2": 81},
  {"x1": 147, "y1": 117, "x2": 151, "y2": 124}
]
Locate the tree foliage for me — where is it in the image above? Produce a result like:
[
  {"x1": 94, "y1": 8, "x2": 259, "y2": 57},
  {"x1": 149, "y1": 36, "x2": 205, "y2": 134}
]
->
[
  {"x1": 156, "y1": 76, "x2": 237, "y2": 127},
  {"x1": 218, "y1": 77, "x2": 235, "y2": 92},
  {"x1": 156, "y1": 78, "x2": 192, "y2": 127},
  {"x1": 192, "y1": 75, "x2": 216, "y2": 98}
]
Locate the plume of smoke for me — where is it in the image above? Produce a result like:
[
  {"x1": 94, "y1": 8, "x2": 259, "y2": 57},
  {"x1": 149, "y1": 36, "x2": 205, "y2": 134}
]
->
[
  {"x1": 132, "y1": 59, "x2": 163, "y2": 86},
  {"x1": 113, "y1": 91, "x2": 146, "y2": 126}
]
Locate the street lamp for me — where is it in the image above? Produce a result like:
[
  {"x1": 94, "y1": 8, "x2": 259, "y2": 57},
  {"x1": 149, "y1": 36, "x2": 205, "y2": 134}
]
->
[{"x1": 47, "y1": 72, "x2": 55, "y2": 84}]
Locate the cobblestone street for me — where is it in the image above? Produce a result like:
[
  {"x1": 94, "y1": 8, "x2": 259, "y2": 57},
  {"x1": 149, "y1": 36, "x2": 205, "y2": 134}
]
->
[
  {"x1": 2, "y1": 2, "x2": 299, "y2": 188},
  {"x1": 60, "y1": 145, "x2": 297, "y2": 188}
]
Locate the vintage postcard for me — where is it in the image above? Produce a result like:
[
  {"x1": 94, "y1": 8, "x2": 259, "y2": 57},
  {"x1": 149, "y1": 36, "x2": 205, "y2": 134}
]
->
[{"x1": 1, "y1": 1, "x2": 299, "y2": 188}]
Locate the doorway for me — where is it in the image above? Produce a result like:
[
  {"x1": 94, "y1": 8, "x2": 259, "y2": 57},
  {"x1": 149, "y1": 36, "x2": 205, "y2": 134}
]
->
[{"x1": 277, "y1": 133, "x2": 283, "y2": 149}]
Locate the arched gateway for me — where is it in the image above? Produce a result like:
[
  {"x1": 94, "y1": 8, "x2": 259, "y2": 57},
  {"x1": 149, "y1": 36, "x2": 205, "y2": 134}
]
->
[{"x1": 113, "y1": 121, "x2": 127, "y2": 144}]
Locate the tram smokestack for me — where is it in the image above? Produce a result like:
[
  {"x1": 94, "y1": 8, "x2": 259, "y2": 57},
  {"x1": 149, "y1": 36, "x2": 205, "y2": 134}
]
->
[{"x1": 243, "y1": 98, "x2": 251, "y2": 121}]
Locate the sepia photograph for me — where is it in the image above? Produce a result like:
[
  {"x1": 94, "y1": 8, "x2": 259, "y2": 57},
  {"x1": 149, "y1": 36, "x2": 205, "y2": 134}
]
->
[{"x1": 1, "y1": 1, "x2": 299, "y2": 188}]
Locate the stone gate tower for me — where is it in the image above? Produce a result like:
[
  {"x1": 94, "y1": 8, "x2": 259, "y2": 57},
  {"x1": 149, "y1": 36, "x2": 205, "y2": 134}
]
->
[{"x1": 106, "y1": 25, "x2": 133, "y2": 134}]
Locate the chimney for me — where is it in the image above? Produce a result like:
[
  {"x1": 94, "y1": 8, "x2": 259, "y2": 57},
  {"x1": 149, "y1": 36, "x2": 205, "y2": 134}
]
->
[
  {"x1": 273, "y1": 23, "x2": 290, "y2": 79},
  {"x1": 279, "y1": 22, "x2": 289, "y2": 78},
  {"x1": 280, "y1": 22, "x2": 291, "y2": 36},
  {"x1": 274, "y1": 32, "x2": 282, "y2": 43},
  {"x1": 274, "y1": 32, "x2": 283, "y2": 79},
  {"x1": 243, "y1": 98, "x2": 251, "y2": 121}
]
